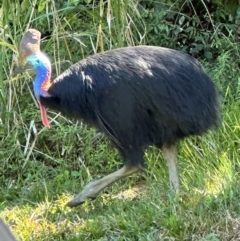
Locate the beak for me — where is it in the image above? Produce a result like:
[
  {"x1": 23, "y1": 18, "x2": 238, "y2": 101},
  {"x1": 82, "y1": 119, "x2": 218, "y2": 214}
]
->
[{"x1": 12, "y1": 62, "x2": 33, "y2": 77}]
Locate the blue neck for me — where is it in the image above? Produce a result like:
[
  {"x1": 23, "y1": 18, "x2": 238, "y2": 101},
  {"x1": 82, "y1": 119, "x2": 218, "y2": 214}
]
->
[{"x1": 33, "y1": 66, "x2": 50, "y2": 101}]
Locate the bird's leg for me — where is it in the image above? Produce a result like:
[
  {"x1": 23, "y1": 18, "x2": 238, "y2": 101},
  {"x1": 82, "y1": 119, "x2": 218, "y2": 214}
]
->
[
  {"x1": 161, "y1": 143, "x2": 180, "y2": 192},
  {"x1": 66, "y1": 165, "x2": 140, "y2": 207}
]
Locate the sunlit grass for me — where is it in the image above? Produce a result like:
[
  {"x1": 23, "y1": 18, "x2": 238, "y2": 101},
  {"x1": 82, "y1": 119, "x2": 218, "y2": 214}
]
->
[{"x1": 2, "y1": 161, "x2": 240, "y2": 241}]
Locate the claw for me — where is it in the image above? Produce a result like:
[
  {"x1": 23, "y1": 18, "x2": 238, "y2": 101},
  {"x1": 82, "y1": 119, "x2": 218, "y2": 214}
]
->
[
  {"x1": 66, "y1": 196, "x2": 96, "y2": 207},
  {"x1": 66, "y1": 180, "x2": 99, "y2": 207}
]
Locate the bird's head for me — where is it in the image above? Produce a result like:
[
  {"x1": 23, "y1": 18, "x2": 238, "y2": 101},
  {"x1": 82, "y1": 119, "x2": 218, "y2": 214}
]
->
[
  {"x1": 13, "y1": 28, "x2": 52, "y2": 128},
  {"x1": 14, "y1": 52, "x2": 52, "y2": 128},
  {"x1": 25, "y1": 53, "x2": 51, "y2": 72}
]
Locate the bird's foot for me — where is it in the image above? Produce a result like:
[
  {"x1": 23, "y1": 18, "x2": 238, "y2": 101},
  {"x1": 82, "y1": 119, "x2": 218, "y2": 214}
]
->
[
  {"x1": 66, "y1": 180, "x2": 99, "y2": 207},
  {"x1": 66, "y1": 165, "x2": 139, "y2": 207}
]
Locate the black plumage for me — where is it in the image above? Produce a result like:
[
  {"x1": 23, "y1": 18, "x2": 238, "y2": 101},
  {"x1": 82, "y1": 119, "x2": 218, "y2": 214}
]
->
[{"x1": 41, "y1": 46, "x2": 219, "y2": 155}]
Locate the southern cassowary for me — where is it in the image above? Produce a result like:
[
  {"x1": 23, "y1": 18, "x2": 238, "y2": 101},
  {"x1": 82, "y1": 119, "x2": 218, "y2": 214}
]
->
[{"x1": 14, "y1": 29, "x2": 221, "y2": 207}]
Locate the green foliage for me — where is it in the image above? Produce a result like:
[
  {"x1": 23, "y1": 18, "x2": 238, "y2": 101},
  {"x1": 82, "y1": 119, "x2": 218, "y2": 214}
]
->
[
  {"x1": 1, "y1": 0, "x2": 240, "y2": 240},
  {"x1": 141, "y1": 0, "x2": 240, "y2": 60}
]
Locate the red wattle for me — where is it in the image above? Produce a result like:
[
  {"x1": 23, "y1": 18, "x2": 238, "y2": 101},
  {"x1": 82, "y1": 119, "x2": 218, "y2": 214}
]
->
[{"x1": 39, "y1": 103, "x2": 51, "y2": 128}]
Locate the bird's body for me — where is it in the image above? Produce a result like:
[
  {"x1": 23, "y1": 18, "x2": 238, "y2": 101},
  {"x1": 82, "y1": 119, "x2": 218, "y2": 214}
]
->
[
  {"x1": 17, "y1": 44, "x2": 221, "y2": 207},
  {"x1": 41, "y1": 46, "x2": 219, "y2": 155}
]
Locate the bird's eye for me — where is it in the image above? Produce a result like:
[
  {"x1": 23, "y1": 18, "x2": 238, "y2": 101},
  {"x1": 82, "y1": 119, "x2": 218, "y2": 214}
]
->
[{"x1": 36, "y1": 59, "x2": 40, "y2": 63}]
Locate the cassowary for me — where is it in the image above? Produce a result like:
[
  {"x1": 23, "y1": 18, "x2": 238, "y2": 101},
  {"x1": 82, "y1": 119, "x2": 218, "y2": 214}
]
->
[{"x1": 14, "y1": 30, "x2": 220, "y2": 207}]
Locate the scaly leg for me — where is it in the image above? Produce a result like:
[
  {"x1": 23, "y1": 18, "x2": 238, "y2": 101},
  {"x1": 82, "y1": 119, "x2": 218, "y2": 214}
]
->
[
  {"x1": 161, "y1": 143, "x2": 180, "y2": 192},
  {"x1": 66, "y1": 165, "x2": 140, "y2": 207}
]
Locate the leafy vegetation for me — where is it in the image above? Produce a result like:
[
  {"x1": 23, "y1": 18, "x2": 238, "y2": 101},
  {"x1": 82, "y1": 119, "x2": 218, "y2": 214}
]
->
[{"x1": 1, "y1": 0, "x2": 240, "y2": 240}]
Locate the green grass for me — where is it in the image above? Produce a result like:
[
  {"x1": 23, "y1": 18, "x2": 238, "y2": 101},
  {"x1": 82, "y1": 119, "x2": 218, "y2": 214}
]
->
[
  {"x1": 1, "y1": 0, "x2": 240, "y2": 240},
  {"x1": 1, "y1": 99, "x2": 240, "y2": 240}
]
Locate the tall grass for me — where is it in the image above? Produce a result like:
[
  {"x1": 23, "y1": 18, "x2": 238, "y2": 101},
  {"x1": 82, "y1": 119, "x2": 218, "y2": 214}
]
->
[
  {"x1": 0, "y1": 0, "x2": 145, "y2": 172},
  {"x1": 1, "y1": 1, "x2": 240, "y2": 240}
]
